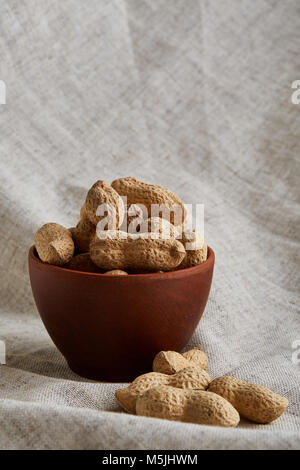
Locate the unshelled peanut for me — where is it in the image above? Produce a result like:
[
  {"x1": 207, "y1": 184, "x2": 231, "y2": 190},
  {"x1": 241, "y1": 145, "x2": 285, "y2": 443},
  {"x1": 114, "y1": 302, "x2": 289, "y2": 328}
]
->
[
  {"x1": 136, "y1": 386, "x2": 240, "y2": 427},
  {"x1": 153, "y1": 348, "x2": 208, "y2": 374},
  {"x1": 64, "y1": 253, "x2": 101, "y2": 273},
  {"x1": 111, "y1": 177, "x2": 186, "y2": 227},
  {"x1": 84, "y1": 180, "x2": 125, "y2": 228},
  {"x1": 90, "y1": 231, "x2": 186, "y2": 271},
  {"x1": 105, "y1": 269, "x2": 128, "y2": 275},
  {"x1": 208, "y1": 376, "x2": 289, "y2": 424},
  {"x1": 116, "y1": 366, "x2": 211, "y2": 414},
  {"x1": 35, "y1": 223, "x2": 74, "y2": 266},
  {"x1": 178, "y1": 230, "x2": 207, "y2": 268},
  {"x1": 69, "y1": 217, "x2": 95, "y2": 253},
  {"x1": 139, "y1": 217, "x2": 179, "y2": 238}
]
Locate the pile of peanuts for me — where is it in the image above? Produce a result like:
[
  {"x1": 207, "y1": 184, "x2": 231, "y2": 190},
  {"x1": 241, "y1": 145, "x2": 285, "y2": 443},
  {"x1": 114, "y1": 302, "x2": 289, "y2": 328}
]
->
[
  {"x1": 116, "y1": 347, "x2": 289, "y2": 427},
  {"x1": 34, "y1": 177, "x2": 207, "y2": 274}
]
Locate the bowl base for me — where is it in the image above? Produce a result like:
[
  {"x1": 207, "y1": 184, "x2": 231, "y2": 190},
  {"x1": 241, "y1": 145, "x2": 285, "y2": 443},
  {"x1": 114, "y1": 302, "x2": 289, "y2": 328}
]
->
[{"x1": 67, "y1": 360, "x2": 151, "y2": 383}]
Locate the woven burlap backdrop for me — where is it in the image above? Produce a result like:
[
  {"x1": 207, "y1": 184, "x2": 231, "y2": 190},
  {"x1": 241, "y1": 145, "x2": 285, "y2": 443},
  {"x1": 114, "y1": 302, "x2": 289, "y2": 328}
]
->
[{"x1": 0, "y1": 0, "x2": 299, "y2": 450}]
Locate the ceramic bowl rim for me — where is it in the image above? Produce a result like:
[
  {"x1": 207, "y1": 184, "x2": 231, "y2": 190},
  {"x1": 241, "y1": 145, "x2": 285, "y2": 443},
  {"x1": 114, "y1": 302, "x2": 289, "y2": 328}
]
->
[{"x1": 29, "y1": 245, "x2": 214, "y2": 280}]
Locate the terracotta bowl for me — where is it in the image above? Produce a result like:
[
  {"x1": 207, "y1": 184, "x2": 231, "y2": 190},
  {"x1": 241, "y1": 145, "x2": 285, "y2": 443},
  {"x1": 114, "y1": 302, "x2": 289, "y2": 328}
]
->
[{"x1": 28, "y1": 245, "x2": 215, "y2": 382}]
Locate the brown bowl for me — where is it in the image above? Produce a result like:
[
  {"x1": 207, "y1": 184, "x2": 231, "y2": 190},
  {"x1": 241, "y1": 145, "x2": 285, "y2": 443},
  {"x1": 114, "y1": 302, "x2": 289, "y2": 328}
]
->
[{"x1": 28, "y1": 245, "x2": 214, "y2": 382}]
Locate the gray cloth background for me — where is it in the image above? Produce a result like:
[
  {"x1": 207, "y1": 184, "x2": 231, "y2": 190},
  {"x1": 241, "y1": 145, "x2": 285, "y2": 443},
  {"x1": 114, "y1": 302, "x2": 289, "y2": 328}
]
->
[{"x1": 0, "y1": 0, "x2": 299, "y2": 450}]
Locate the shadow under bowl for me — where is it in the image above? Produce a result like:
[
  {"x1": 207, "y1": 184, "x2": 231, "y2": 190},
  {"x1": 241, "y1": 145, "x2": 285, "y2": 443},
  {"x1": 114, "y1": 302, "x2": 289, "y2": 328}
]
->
[{"x1": 28, "y1": 245, "x2": 215, "y2": 382}]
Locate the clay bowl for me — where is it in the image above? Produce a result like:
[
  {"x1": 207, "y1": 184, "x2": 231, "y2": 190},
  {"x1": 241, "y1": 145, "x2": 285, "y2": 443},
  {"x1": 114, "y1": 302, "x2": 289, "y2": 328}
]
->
[{"x1": 28, "y1": 245, "x2": 214, "y2": 382}]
